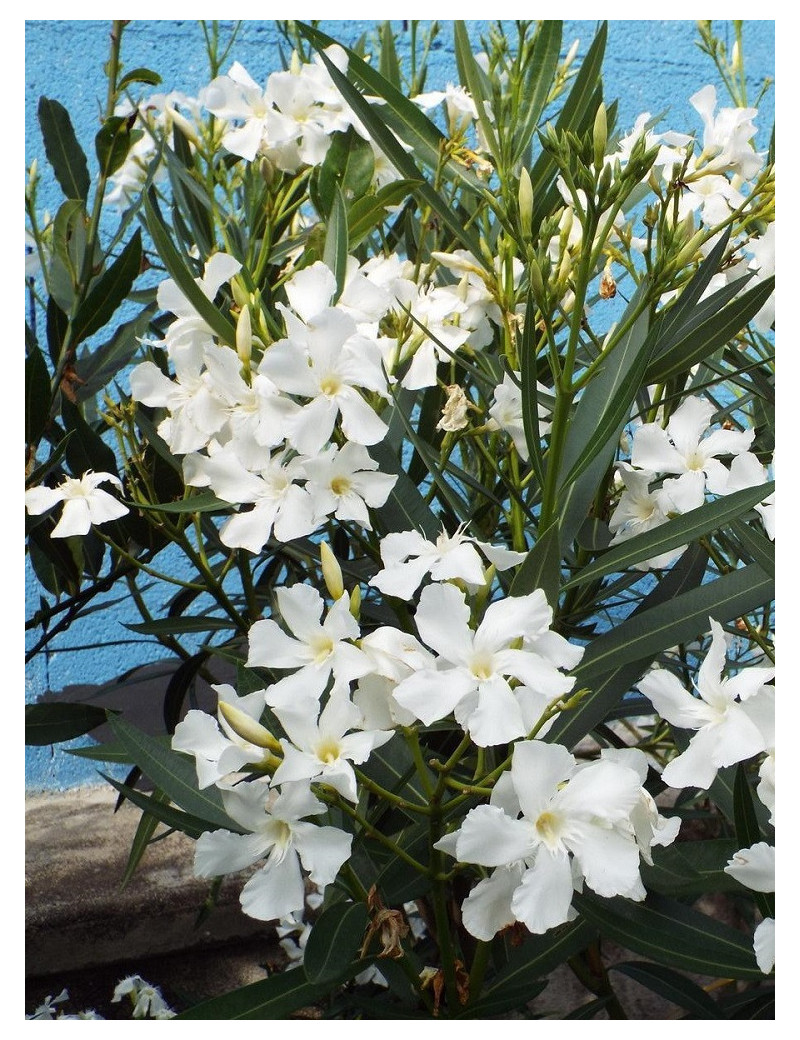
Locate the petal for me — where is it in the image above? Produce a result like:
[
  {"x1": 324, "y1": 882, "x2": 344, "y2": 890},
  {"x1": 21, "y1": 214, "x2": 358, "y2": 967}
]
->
[
  {"x1": 511, "y1": 740, "x2": 575, "y2": 823},
  {"x1": 276, "y1": 584, "x2": 325, "y2": 643},
  {"x1": 25, "y1": 485, "x2": 64, "y2": 515},
  {"x1": 392, "y1": 667, "x2": 474, "y2": 726},
  {"x1": 510, "y1": 851, "x2": 575, "y2": 934},
  {"x1": 194, "y1": 828, "x2": 269, "y2": 877},
  {"x1": 86, "y1": 488, "x2": 128, "y2": 525},
  {"x1": 454, "y1": 805, "x2": 533, "y2": 866},
  {"x1": 336, "y1": 386, "x2": 389, "y2": 446},
  {"x1": 464, "y1": 676, "x2": 526, "y2": 747},
  {"x1": 286, "y1": 262, "x2": 336, "y2": 322},
  {"x1": 724, "y1": 842, "x2": 775, "y2": 893},
  {"x1": 753, "y1": 917, "x2": 775, "y2": 974},
  {"x1": 460, "y1": 865, "x2": 525, "y2": 941},
  {"x1": 666, "y1": 396, "x2": 715, "y2": 459},
  {"x1": 638, "y1": 669, "x2": 711, "y2": 729},
  {"x1": 292, "y1": 822, "x2": 353, "y2": 886},
  {"x1": 239, "y1": 848, "x2": 306, "y2": 921},
  {"x1": 51, "y1": 499, "x2": 91, "y2": 537},
  {"x1": 414, "y1": 582, "x2": 472, "y2": 663},
  {"x1": 661, "y1": 727, "x2": 721, "y2": 789},
  {"x1": 567, "y1": 820, "x2": 642, "y2": 898},
  {"x1": 246, "y1": 618, "x2": 310, "y2": 669}
]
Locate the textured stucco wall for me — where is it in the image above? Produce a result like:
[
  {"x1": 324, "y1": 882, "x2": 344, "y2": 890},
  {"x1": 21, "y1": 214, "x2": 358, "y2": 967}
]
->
[{"x1": 25, "y1": 19, "x2": 775, "y2": 789}]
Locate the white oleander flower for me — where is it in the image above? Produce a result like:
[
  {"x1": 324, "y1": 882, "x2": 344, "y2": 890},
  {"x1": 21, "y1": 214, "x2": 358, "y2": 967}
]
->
[
  {"x1": 392, "y1": 583, "x2": 578, "y2": 747},
  {"x1": 302, "y1": 441, "x2": 397, "y2": 530},
  {"x1": 111, "y1": 975, "x2": 175, "y2": 1019},
  {"x1": 194, "y1": 780, "x2": 352, "y2": 922},
  {"x1": 171, "y1": 682, "x2": 273, "y2": 789},
  {"x1": 637, "y1": 618, "x2": 774, "y2": 789},
  {"x1": 630, "y1": 396, "x2": 754, "y2": 499},
  {"x1": 271, "y1": 693, "x2": 394, "y2": 802},
  {"x1": 370, "y1": 524, "x2": 525, "y2": 601},
  {"x1": 25, "y1": 470, "x2": 128, "y2": 538},
  {"x1": 248, "y1": 584, "x2": 371, "y2": 707},
  {"x1": 435, "y1": 740, "x2": 654, "y2": 938}
]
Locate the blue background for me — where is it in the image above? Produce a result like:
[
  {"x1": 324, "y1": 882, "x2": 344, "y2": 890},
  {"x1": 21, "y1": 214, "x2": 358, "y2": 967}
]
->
[{"x1": 25, "y1": 19, "x2": 775, "y2": 789}]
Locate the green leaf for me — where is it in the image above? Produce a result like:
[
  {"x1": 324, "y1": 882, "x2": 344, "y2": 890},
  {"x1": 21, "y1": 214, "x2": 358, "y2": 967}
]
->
[
  {"x1": 178, "y1": 960, "x2": 372, "y2": 1019},
  {"x1": 144, "y1": 188, "x2": 237, "y2": 346},
  {"x1": 610, "y1": 961, "x2": 721, "y2": 1018},
  {"x1": 75, "y1": 305, "x2": 156, "y2": 401},
  {"x1": 117, "y1": 67, "x2": 163, "y2": 91},
  {"x1": 61, "y1": 397, "x2": 118, "y2": 476},
  {"x1": 728, "y1": 518, "x2": 774, "y2": 579},
  {"x1": 95, "y1": 113, "x2": 141, "y2": 178},
  {"x1": 646, "y1": 277, "x2": 775, "y2": 384},
  {"x1": 511, "y1": 21, "x2": 563, "y2": 165},
  {"x1": 306, "y1": 40, "x2": 488, "y2": 267},
  {"x1": 102, "y1": 774, "x2": 213, "y2": 842},
  {"x1": 558, "y1": 283, "x2": 652, "y2": 492},
  {"x1": 369, "y1": 442, "x2": 440, "y2": 540},
  {"x1": 71, "y1": 229, "x2": 142, "y2": 345},
  {"x1": 649, "y1": 228, "x2": 731, "y2": 349},
  {"x1": 546, "y1": 543, "x2": 708, "y2": 748},
  {"x1": 52, "y1": 199, "x2": 86, "y2": 280},
  {"x1": 378, "y1": 21, "x2": 402, "y2": 87},
  {"x1": 107, "y1": 714, "x2": 241, "y2": 832},
  {"x1": 458, "y1": 979, "x2": 547, "y2": 1019},
  {"x1": 66, "y1": 740, "x2": 137, "y2": 763},
  {"x1": 510, "y1": 519, "x2": 561, "y2": 608},
  {"x1": 468, "y1": 919, "x2": 595, "y2": 1019},
  {"x1": 317, "y1": 127, "x2": 375, "y2": 217},
  {"x1": 46, "y1": 295, "x2": 69, "y2": 367},
  {"x1": 304, "y1": 901, "x2": 369, "y2": 984},
  {"x1": 37, "y1": 96, "x2": 90, "y2": 201},
  {"x1": 564, "y1": 482, "x2": 775, "y2": 590},
  {"x1": 26, "y1": 343, "x2": 51, "y2": 446},
  {"x1": 574, "y1": 562, "x2": 773, "y2": 684},
  {"x1": 323, "y1": 184, "x2": 348, "y2": 302},
  {"x1": 121, "y1": 787, "x2": 167, "y2": 886},
  {"x1": 25, "y1": 702, "x2": 107, "y2": 746},
  {"x1": 348, "y1": 179, "x2": 421, "y2": 248},
  {"x1": 641, "y1": 838, "x2": 742, "y2": 897},
  {"x1": 454, "y1": 22, "x2": 501, "y2": 163},
  {"x1": 574, "y1": 892, "x2": 763, "y2": 980},
  {"x1": 124, "y1": 616, "x2": 236, "y2": 635},
  {"x1": 519, "y1": 292, "x2": 546, "y2": 490},
  {"x1": 126, "y1": 490, "x2": 228, "y2": 514}
]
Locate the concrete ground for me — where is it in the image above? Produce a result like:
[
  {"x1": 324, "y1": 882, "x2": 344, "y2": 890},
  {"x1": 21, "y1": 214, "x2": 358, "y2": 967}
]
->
[{"x1": 26, "y1": 785, "x2": 745, "y2": 1020}]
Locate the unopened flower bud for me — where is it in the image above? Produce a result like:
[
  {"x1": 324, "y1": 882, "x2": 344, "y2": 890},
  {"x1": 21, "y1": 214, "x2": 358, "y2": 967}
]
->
[
  {"x1": 564, "y1": 38, "x2": 580, "y2": 70},
  {"x1": 673, "y1": 229, "x2": 706, "y2": 270},
  {"x1": 236, "y1": 305, "x2": 252, "y2": 369},
  {"x1": 320, "y1": 541, "x2": 345, "y2": 601},
  {"x1": 528, "y1": 255, "x2": 546, "y2": 303},
  {"x1": 218, "y1": 700, "x2": 281, "y2": 752},
  {"x1": 259, "y1": 156, "x2": 275, "y2": 185},
  {"x1": 593, "y1": 102, "x2": 607, "y2": 172},
  {"x1": 349, "y1": 583, "x2": 361, "y2": 621},
  {"x1": 518, "y1": 167, "x2": 533, "y2": 238}
]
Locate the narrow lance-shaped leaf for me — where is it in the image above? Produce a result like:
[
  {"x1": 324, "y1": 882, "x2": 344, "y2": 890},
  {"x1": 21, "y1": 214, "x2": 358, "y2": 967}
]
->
[
  {"x1": 558, "y1": 280, "x2": 651, "y2": 494},
  {"x1": 25, "y1": 702, "x2": 107, "y2": 746},
  {"x1": 511, "y1": 21, "x2": 563, "y2": 165},
  {"x1": 37, "y1": 97, "x2": 90, "y2": 201},
  {"x1": 303, "y1": 901, "x2": 369, "y2": 985},
  {"x1": 107, "y1": 714, "x2": 243, "y2": 832},
  {"x1": 144, "y1": 188, "x2": 237, "y2": 346},
  {"x1": 574, "y1": 892, "x2": 763, "y2": 980},
  {"x1": 323, "y1": 184, "x2": 348, "y2": 302},
  {"x1": 564, "y1": 481, "x2": 774, "y2": 590},
  {"x1": 71, "y1": 229, "x2": 142, "y2": 345},
  {"x1": 519, "y1": 291, "x2": 546, "y2": 490},
  {"x1": 308, "y1": 43, "x2": 489, "y2": 268}
]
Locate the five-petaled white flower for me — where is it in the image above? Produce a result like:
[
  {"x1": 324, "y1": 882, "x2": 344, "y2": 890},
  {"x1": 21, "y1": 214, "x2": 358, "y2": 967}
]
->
[
  {"x1": 637, "y1": 618, "x2": 774, "y2": 790},
  {"x1": 392, "y1": 583, "x2": 577, "y2": 746},
  {"x1": 194, "y1": 779, "x2": 352, "y2": 922},
  {"x1": 271, "y1": 694, "x2": 394, "y2": 802},
  {"x1": 435, "y1": 740, "x2": 659, "y2": 938},
  {"x1": 25, "y1": 470, "x2": 128, "y2": 538},
  {"x1": 248, "y1": 584, "x2": 371, "y2": 707}
]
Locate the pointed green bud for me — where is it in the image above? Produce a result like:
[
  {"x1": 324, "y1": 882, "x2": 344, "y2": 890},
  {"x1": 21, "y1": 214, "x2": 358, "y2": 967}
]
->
[
  {"x1": 528, "y1": 255, "x2": 546, "y2": 304},
  {"x1": 236, "y1": 304, "x2": 252, "y2": 369},
  {"x1": 673, "y1": 229, "x2": 706, "y2": 270},
  {"x1": 518, "y1": 167, "x2": 533, "y2": 239},
  {"x1": 349, "y1": 584, "x2": 361, "y2": 621},
  {"x1": 593, "y1": 102, "x2": 607, "y2": 172},
  {"x1": 218, "y1": 700, "x2": 281, "y2": 752},
  {"x1": 320, "y1": 541, "x2": 345, "y2": 601}
]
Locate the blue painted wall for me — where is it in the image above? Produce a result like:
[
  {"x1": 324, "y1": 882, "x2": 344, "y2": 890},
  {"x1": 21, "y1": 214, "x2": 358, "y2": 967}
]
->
[{"x1": 25, "y1": 19, "x2": 775, "y2": 789}]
